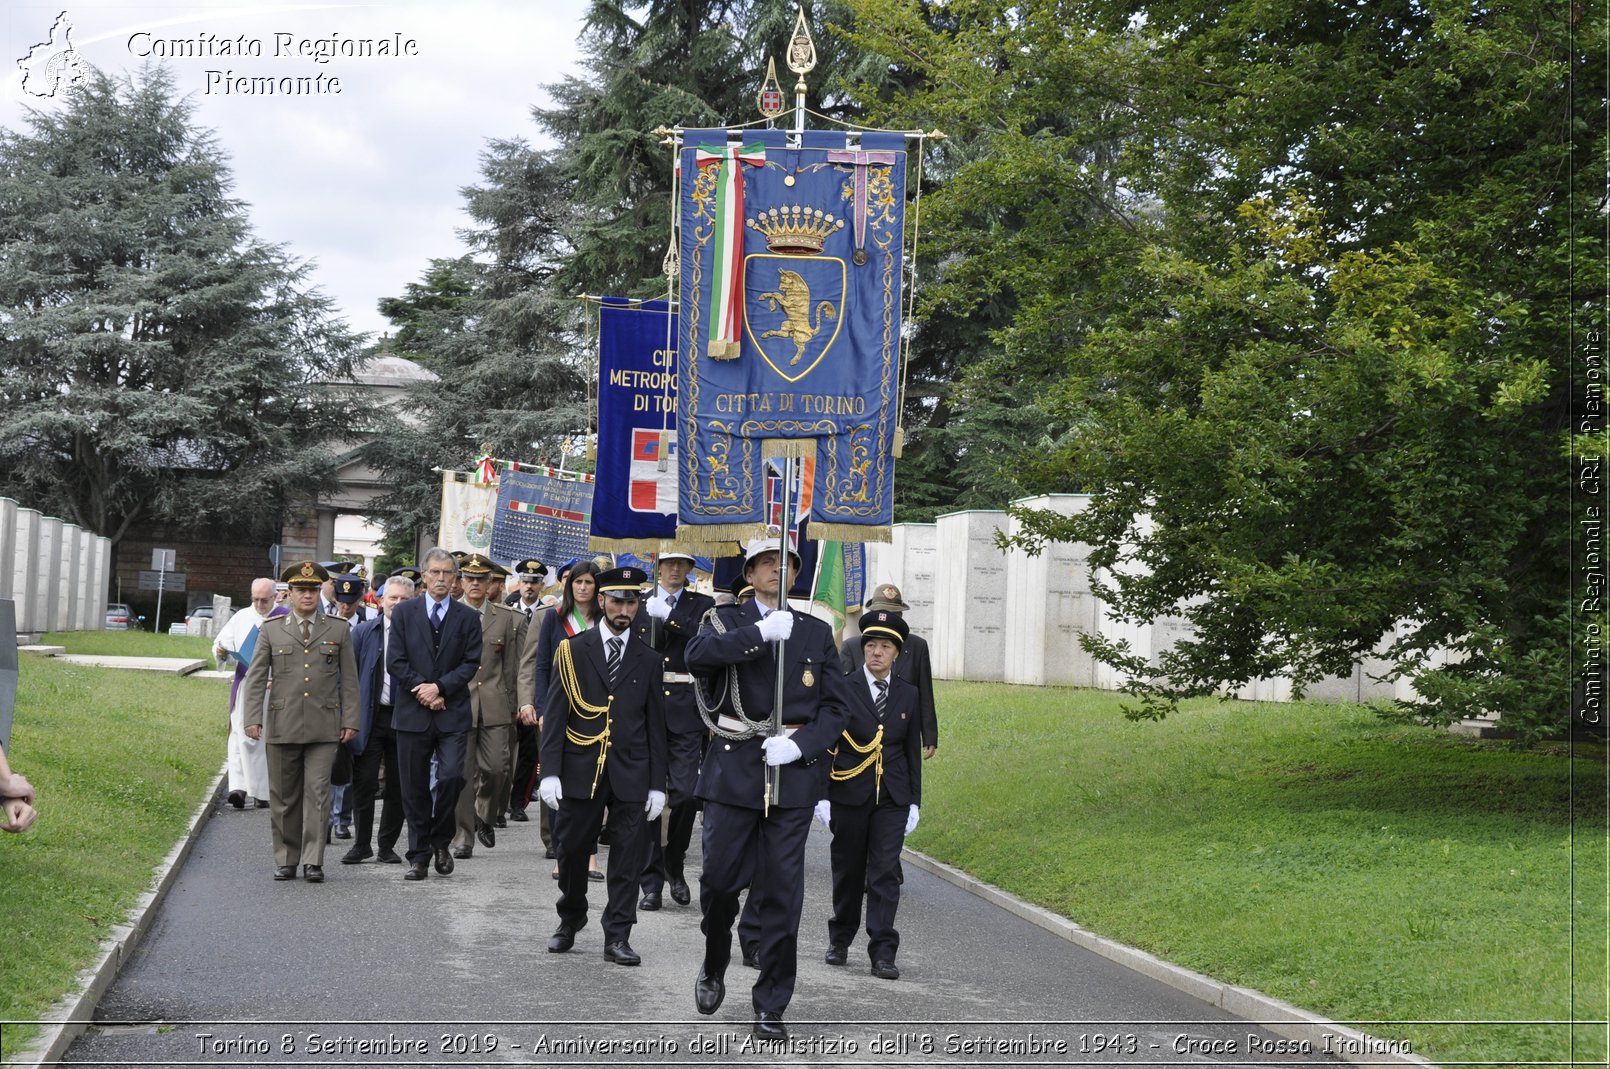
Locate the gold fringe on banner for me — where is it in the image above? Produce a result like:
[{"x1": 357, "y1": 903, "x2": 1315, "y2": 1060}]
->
[
  {"x1": 760, "y1": 438, "x2": 817, "y2": 461},
  {"x1": 810, "y1": 522, "x2": 893, "y2": 544},
  {"x1": 677, "y1": 522, "x2": 770, "y2": 547}
]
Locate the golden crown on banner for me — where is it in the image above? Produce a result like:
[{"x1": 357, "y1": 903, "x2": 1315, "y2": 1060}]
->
[{"x1": 746, "y1": 205, "x2": 844, "y2": 255}]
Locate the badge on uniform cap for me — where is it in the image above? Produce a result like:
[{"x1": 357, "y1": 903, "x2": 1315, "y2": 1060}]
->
[
  {"x1": 300, "y1": 562, "x2": 316, "y2": 579},
  {"x1": 882, "y1": 585, "x2": 897, "y2": 599}
]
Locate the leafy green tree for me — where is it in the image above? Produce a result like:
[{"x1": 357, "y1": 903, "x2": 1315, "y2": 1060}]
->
[
  {"x1": 847, "y1": 0, "x2": 1596, "y2": 742},
  {"x1": 0, "y1": 67, "x2": 362, "y2": 580}
]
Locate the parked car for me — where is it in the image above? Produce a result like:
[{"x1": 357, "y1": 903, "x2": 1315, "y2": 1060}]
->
[
  {"x1": 184, "y1": 606, "x2": 214, "y2": 635},
  {"x1": 106, "y1": 603, "x2": 134, "y2": 630}
]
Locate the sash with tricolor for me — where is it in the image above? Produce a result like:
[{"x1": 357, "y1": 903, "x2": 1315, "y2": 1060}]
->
[{"x1": 676, "y1": 128, "x2": 907, "y2": 545}]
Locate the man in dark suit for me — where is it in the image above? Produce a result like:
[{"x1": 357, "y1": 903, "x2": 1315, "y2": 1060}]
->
[
  {"x1": 685, "y1": 536, "x2": 850, "y2": 1040},
  {"x1": 638, "y1": 548, "x2": 716, "y2": 911},
  {"x1": 538, "y1": 566, "x2": 667, "y2": 966},
  {"x1": 387, "y1": 547, "x2": 482, "y2": 881},
  {"x1": 818, "y1": 610, "x2": 922, "y2": 979},
  {"x1": 838, "y1": 584, "x2": 938, "y2": 758},
  {"x1": 341, "y1": 573, "x2": 412, "y2": 864}
]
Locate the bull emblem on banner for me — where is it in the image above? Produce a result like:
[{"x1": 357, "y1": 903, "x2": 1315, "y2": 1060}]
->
[{"x1": 744, "y1": 256, "x2": 845, "y2": 383}]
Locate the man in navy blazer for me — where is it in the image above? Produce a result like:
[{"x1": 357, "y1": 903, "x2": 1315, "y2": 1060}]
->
[
  {"x1": 387, "y1": 547, "x2": 482, "y2": 881},
  {"x1": 341, "y1": 574, "x2": 411, "y2": 865}
]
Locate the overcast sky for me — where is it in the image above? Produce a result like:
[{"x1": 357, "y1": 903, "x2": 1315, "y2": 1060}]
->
[{"x1": 3, "y1": 1, "x2": 592, "y2": 339}]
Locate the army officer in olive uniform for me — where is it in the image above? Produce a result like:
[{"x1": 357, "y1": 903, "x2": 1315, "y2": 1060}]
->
[
  {"x1": 243, "y1": 560, "x2": 360, "y2": 883},
  {"x1": 451, "y1": 554, "x2": 527, "y2": 858}
]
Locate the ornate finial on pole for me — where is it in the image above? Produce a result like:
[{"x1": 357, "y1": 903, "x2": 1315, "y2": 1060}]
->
[
  {"x1": 786, "y1": 5, "x2": 816, "y2": 136},
  {"x1": 757, "y1": 57, "x2": 786, "y2": 122}
]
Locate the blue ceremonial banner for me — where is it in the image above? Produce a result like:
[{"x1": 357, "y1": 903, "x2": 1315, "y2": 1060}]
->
[
  {"x1": 490, "y1": 468, "x2": 595, "y2": 567},
  {"x1": 589, "y1": 298, "x2": 682, "y2": 553},
  {"x1": 677, "y1": 128, "x2": 906, "y2": 544}
]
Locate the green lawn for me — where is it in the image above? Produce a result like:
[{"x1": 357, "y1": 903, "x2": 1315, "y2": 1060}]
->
[
  {"x1": 0, "y1": 644, "x2": 226, "y2": 1056},
  {"x1": 39, "y1": 629, "x2": 217, "y2": 660},
  {"x1": 910, "y1": 682, "x2": 1608, "y2": 1067}
]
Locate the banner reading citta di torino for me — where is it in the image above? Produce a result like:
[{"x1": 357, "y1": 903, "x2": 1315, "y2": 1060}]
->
[{"x1": 676, "y1": 128, "x2": 906, "y2": 545}]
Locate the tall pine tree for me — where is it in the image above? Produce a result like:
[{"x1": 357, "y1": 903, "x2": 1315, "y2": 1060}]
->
[{"x1": 0, "y1": 67, "x2": 362, "y2": 581}]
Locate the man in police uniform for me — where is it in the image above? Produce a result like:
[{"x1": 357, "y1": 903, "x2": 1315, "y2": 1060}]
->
[
  {"x1": 331, "y1": 573, "x2": 370, "y2": 626},
  {"x1": 242, "y1": 561, "x2": 360, "y2": 883},
  {"x1": 684, "y1": 536, "x2": 850, "y2": 1039},
  {"x1": 538, "y1": 566, "x2": 667, "y2": 965},
  {"x1": 451, "y1": 554, "x2": 526, "y2": 858},
  {"x1": 639, "y1": 548, "x2": 715, "y2": 911}
]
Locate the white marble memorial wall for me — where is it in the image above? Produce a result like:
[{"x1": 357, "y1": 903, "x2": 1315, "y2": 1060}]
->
[
  {"x1": 61, "y1": 524, "x2": 81, "y2": 630},
  {"x1": 0, "y1": 499, "x2": 15, "y2": 612},
  {"x1": 933, "y1": 510, "x2": 1008, "y2": 681},
  {"x1": 1004, "y1": 495, "x2": 1101, "y2": 687},
  {"x1": 12, "y1": 509, "x2": 40, "y2": 634},
  {"x1": 37, "y1": 517, "x2": 62, "y2": 634},
  {"x1": 892, "y1": 523, "x2": 936, "y2": 637}
]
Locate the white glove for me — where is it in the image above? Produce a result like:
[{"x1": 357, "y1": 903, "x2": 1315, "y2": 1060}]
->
[
  {"x1": 538, "y1": 776, "x2": 562, "y2": 811},
  {"x1": 645, "y1": 594, "x2": 672, "y2": 620},
  {"x1": 645, "y1": 790, "x2": 666, "y2": 821},
  {"x1": 814, "y1": 799, "x2": 832, "y2": 829},
  {"x1": 761, "y1": 736, "x2": 802, "y2": 766},
  {"x1": 904, "y1": 804, "x2": 920, "y2": 836},
  {"x1": 756, "y1": 610, "x2": 793, "y2": 642}
]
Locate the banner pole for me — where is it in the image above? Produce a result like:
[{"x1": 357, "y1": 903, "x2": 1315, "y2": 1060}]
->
[{"x1": 768, "y1": 455, "x2": 795, "y2": 809}]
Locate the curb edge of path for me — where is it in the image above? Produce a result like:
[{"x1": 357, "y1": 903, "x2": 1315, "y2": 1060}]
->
[
  {"x1": 7, "y1": 764, "x2": 226, "y2": 1069},
  {"x1": 901, "y1": 848, "x2": 1438, "y2": 1069}
]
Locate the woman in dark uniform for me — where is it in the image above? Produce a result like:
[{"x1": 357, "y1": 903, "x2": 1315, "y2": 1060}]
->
[{"x1": 817, "y1": 609, "x2": 922, "y2": 979}]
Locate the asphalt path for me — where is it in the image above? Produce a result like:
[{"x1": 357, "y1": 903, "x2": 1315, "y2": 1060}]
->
[{"x1": 61, "y1": 793, "x2": 1344, "y2": 1069}]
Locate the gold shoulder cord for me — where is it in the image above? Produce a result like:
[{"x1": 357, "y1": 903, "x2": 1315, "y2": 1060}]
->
[
  {"x1": 830, "y1": 726, "x2": 885, "y2": 803},
  {"x1": 555, "y1": 638, "x2": 612, "y2": 798}
]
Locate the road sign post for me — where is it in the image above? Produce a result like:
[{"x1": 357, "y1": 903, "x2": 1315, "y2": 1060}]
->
[{"x1": 151, "y1": 548, "x2": 176, "y2": 634}]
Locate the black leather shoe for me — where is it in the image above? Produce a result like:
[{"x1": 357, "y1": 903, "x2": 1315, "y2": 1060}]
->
[
  {"x1": 547, "y1": 926, "x2": 576, "y2": 953},
  {"x1": 227, "y1": 790, "x2": 246, "y2": 809},
  {"x1": 303, "y1": 865, "x2": 324, "y2": 883},
  {"x1": 377, "y1": 847, "x2": 402, "y2": 864},
  {"x1": 639, "y1": 891, "x2": 662, "y2": 911},
  {"x1": 870, "y1": 959, "x2": 900, "y2": 980},
  {"x1": 694, "y1": 969, "x2": 725, "y2": 1015},
  {"x1": 334, "y1": 823, "x2": 352, "y2": 839},
  {"x1": 494, "y1": 814, "x2": 507, "y2": 828},
  {"x1": 668, "y1": 875, "x2": 691, "y2": 905},
  {"x1": 434, "y1": 848, "x2": 454, "y2": 875},
  {"x1": 741, "y1": 946, "x2": 760, "y2": 970},
  {"x1": 824, "y1": 944, "x2": 848, "y2": 966},
  {"x1": 341, "y1": 845, "x2": 373, "y2": 864},
  {"x1": 544, "y1": 845, "x2": 556, "y2": 859},
  {"x1": 604, "y1": 940, "x2": 641, "y2": 965},
  {"x1": 588, "y1": 868, "x2": 604, "y2": 882},
  {"x1": 273, "y1": 865, "x2": 296, "y2": 881},
  {"x1": 475, "y1": 818, "x2": 495, "y2": 849},
  {"x1": 451, "y1": 845, "x2": 473, "y2": 860},
  {"x1": 509, "y1": 808, "x2": 529, "y2": 822},
  {"x1": 754, "y1": 1012, "x2": 788, "y2": 1040},
  {"x1": 254, "y1": 797, "x2": 269, "y2": 808},
  {"x1": 404, "y1": 862, "x2": 428, "y2": 881}
]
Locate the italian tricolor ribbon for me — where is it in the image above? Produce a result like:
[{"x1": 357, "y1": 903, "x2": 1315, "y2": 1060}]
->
[{"x1": 695, "y1": 142, "x2": 765, "y2": 359}]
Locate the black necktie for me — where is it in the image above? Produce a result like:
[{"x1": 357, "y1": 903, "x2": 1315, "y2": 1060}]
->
[
  {"x1": 606, "y1": 636, "x2": 623, "y2": 688},
  {"x1": 430, "y1": 602, "x2": 443, "y2": 630},
  {"x1": 874, "y1": 677, "x2": 888, "y2": 719}
]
